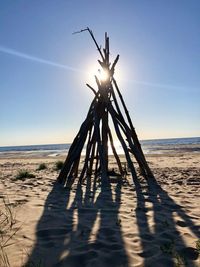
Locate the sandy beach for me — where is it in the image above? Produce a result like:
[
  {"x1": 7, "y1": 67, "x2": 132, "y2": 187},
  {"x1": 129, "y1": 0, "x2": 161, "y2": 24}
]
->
[{"x1": 0, "y1": 152, "x2": 200, "y2": 267}]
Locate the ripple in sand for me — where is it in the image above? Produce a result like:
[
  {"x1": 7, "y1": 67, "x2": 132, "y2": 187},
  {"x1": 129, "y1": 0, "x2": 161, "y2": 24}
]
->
[
  {"x1": 37, "y1": 228, "x2": 71, "y2": 238},
  {"x1": 178, "y1": 247, "x2": 199, "y2": 260},
  {"x1": 176, "y1": 220, "x2": 187, "y2": 227},
  {"x1": 138, "y1": 247, "x2": 160, "y2": 258},
  {"x1": 140, "y1": 233, "x2": 155, "y2": 240}
]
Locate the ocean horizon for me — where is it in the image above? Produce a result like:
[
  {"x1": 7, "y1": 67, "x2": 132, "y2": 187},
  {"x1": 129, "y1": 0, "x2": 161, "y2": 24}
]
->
[{"x1": 0, "y1": 136, "x2": 200, "y2": 156}]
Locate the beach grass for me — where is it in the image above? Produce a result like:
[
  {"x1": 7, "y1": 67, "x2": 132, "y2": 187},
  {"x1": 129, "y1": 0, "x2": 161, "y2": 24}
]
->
[
  {"x1": 196, "y1": 239, "x2": 200, "y2": 254},
  {"x1": 0, "y1": 195, "x2": 18, "y2": 267},
  {"x1": 37, "y1": 163, "x2": 47, "y2": 171},
  {"x1": 54, "y1": 160, "x2": 64, "y2": 171},
  {"x1": 15, "y1": 170, "x2": 35, "y2": 180}
]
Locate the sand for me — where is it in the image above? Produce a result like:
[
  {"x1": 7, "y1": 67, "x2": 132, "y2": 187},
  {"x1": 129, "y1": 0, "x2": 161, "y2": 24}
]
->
[{"x1": 0, "y1": 153, "x2": 200, "y2": 267}]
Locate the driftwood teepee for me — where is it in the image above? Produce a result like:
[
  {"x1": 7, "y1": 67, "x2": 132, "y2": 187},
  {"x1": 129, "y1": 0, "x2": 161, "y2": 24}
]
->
[{"x1": 58, "y1": 28, "x2": 153, "y2": 187}]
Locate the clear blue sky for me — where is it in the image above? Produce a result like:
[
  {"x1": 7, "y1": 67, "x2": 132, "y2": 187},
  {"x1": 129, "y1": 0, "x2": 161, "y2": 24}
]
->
[{"x1": 0, "y1": 0, "x2": 199, "y2": 146}]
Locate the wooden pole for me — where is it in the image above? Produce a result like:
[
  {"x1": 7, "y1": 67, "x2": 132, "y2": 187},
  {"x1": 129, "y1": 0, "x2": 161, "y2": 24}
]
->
[
  {"x1": 110, "y1": 108, "x2": 138, "y2": 182},
  {"x1": 108, "y1": 127, "x2": 124, "y2": 176},
  {"x1": 58, "y1": 29, "x2": 153, "y2": 188},
  {"x1": 113, "y1": 78, "x2": 153, "y2": 177}
]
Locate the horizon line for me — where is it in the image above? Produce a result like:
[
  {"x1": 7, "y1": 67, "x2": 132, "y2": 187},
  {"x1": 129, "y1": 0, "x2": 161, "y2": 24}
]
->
[{"x1": 0, "y1": 136, "x2": 199, "y2": 148}]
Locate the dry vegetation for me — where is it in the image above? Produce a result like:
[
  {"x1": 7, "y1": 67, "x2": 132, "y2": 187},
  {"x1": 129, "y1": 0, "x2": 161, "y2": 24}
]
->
[{"x1": 0, "y1": 194, "x2": 18, "y2": 267}]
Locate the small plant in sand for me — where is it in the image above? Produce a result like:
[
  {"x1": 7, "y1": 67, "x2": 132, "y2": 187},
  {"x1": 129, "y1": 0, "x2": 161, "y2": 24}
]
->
[
  {"x1": 15, "y1": 170, "x2": 35, "y2": 180},
  {"x1": 0, "y1": 195, "x2": 19, "y2": 267},
  {"x1": 196, "y1": 239, "x2": 200, "y2": 254},
  {"x1": 37, "y1": 163, "x2": 47, "y2": 171},
  {"x1": 174, "y1": 252, "x2": 186, "y2": 267},
  {"x1": 160, "y1": 240, "x2": 187, "y2": 266},
  {"x1": 54, "y1": 160, "x2": 64, "y2": 171}
]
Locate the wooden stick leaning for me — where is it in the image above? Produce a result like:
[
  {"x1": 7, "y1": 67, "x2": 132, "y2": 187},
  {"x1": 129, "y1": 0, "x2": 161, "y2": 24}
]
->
[{"x1": 57, "y1": 28, "x2": 153, "y2": 188}]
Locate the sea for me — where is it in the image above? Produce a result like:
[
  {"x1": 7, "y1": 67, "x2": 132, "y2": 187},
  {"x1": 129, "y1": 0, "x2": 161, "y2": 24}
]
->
[{"x1": 0, "y1": 137, "x2": 200, "y2": 158}]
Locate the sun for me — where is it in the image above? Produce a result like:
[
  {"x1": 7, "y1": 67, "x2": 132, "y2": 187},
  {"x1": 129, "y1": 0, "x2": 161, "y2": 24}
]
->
[
  {"x1": 97, "y1": 68, "x2": 109, "y2": 82},
  {"x1": 86, "y1": 63, "x2": 109, "y2": 86},
  {"x1": 86, "y1": 60, "x2": 123, "y2": 88}
]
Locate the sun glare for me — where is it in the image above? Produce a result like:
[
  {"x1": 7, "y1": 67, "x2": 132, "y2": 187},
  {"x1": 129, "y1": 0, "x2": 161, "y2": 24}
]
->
[
  {"x1": 86, "y1": 59, "x2": 123, "y2": 89},
  {"x1": 97, "y1": 69, "x2": 109, "y2": 82}
]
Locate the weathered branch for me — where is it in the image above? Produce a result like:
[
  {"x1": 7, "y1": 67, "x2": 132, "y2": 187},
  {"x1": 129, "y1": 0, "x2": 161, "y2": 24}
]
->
[{"x1": 58, "y1": 30, "x2": 153, "y2": 187}]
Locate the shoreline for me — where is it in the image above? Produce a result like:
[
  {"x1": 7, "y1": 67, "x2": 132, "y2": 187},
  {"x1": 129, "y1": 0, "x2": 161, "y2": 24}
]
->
[
  {"x1": 0, "y1": 137, "x2": 199, "y2": 160},
  {"x1": 0, "y1": 149, "x2": 200, "y2": 159}
]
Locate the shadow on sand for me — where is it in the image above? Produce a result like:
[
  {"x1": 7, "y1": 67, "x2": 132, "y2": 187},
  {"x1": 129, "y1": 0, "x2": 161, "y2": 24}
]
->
[
  {"x1": 26, "y1": 172, "x2": 200, "y2": 267},
  {"x1": 26, "y1": 175, "x2": 129, "y2": 267},
  {"x1": 134, "y1": 173, "x2": 200, "y2": 267}
]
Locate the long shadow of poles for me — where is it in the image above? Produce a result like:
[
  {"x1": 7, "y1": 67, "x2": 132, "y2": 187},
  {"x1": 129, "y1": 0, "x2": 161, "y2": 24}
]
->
[
  {"x1": 26, "y1": 176, "x2": 129, "y2": 267},
  {"x1": 26, "y1": 172, "x2": 200, "y2": 267},
  {"x1": 134, "y1": 173, "x2": 200, "y2": 267}
]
